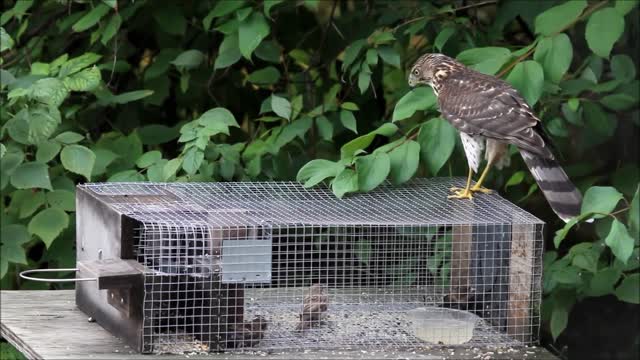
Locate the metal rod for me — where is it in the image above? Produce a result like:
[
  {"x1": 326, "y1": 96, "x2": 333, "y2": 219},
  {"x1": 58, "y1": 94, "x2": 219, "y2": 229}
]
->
[{"x1": 19, "y1": 268, "x2": 97, "y2": 283}]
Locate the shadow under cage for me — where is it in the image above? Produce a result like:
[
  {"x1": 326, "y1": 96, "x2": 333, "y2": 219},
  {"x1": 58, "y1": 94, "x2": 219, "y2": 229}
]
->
[{"x1": 74, "y1": 178, "x2": 544, "y2": 353}]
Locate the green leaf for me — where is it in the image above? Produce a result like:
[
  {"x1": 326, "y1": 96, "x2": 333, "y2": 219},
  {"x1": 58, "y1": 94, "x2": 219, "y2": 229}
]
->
[
  {"x1": 505, "y1": 171, "x2": 526, "y2": 189},
  {"x1": 377, "y1": 45, "x2": 400, "y2": 68},
  {"x1": 215, "y1": 34, "x2": 242, "y2": 70},
  {"x1": 10, "y1": 162, "x2": 52, "y2": 190},
  {"x1": 356, "y1": 152, "x2": 391, "y2": 192},
  {"x1": 15, "y1": 190, "x2": 45, "y2": 219},
  {"x1": 108, "y1": 170, "x2": 145, "y2": 182},
  {"x1": 341, "y1": 102, "x2": 359, "y2": 111},
  {"x1": 358, "y1": 67, "x2": 372, "y2": 94},
  {"x1": 389, "y1": 140, "x2": 420, "y2": 185},
  {"x1": 28, "y1": 208, "x2": 69, "y2": 248},
  {"x1": 368, "y1": 30, "x2": 395, "y2": 45},
  {"x1": 392, "y1": 87, "x2": 437, "y2": 122},
  {"x1": 60, "y1": 145, "x2": 96, "y2": 181},
  {"x1": 198, "y1": 107, "x2": 240, "y2": 129},
  {"x1": 605, "y1": 219, "x2": 635, "y2": 264},
  {"x1": 340, "y1": 123, "x2": 398, "y2": 159},
  {"x1": 255, "y1": 40, "x2": 281, "y2": 63},
  {"x1": 138, "y1": 124, "x2": 180, "y2": 145},
  {"x1": 365, "y1": 48, "x2": 378, "y2": 66},
  {"x1": 342, "y1": 39, "x2": 366, "y2": 71},
  {"x1": 271, "y1": 95, "x2": 291, "y2": 120},
  {"x1": 600, "y1": 93, "x2": 638, "y2": 111},
  {"x1": 136, "y1": 151, "x2": 162, "y2": 168},
  {"x1": 0, "y1": 27, "x2": 14, "y2": 52},
  {"x1": 207, "y1": 0, "x2": 246, "y2": 21},
  {"x1": 434, "y1": 27, "x2": 456, "y2": 52},
  {"x1": 456, "y1": 47, "x2": 512, "y2": 75},
  {"x1": 264, "y1": 0, "x2": 284, "y2": 18},
  {"x1": 332, "y1": 168, "x2": 359, "y2": 198},
  {"x1": 553, "y1": 214, "x2": 592, "y2": 248},
  {"x1": 418, "y1": 118, "x2": 457, "y2": 175},
  {"x1": 0, "y1": 224, "x2": 30, "y2": 278},
  {"x1": 7, "y1": 107, "x2": 61, "y2": 145},
  {"x1": 315, "y1": 116, "x2": 333, "y2": 141},
  {"x1": 581, "y1": 186, "x2": 624, "y2": 218},
  {"x1": 30, "y1": 78, "x2": 69, "y2": 107},
  {"x1": 163, "y1": 158, "x2": 183, "y2": 181},
  {"x1": 63, "y1": 66, "x2": 101, "y2": 92},
  {"x1": 611, "y1": 54, "x2": 636, "y2": 83},
  {"x1": 629, "y1": 186, "x2": 640, "y2": 240},
  {"x1": 274, "y1": 116, "x2": 313, "y2": 149},
  {"x1": 103, "y1": 90, "x2": 154, "y2": 104},
  {"x1": 90, "y1": 148, "x2": 117, "y2": 177},
  {"x1": 47, "y1": 190, "x2": 75, "y2": 212},
  {"x1": 182, "y1": 148, "x2": 204, "y2": 175},
  {"x1": 171, "y1": 49, "x2": 205, "y2": 69},
  {"x1": 588, "y1": 267, "x2": 621, "y2": 297},
  {"x1": 534, "y1": 34, "x2": 573, "y2": 83},
  {"x1": 614, "y1": 0, "x2": 639, "y2": 15},
  {"x1": 506, "y1": 60, "x2": 544, "y2": 106},
  {"x1": 586, "y1": 8, "x2": 625, "y2": 58},
  {"x1": 248, "y1": 66, "x2": 281, "y2": 85},
  {"x1": 36, "y1": 141, "x2": 61, "y2": 163},
  {"x1": 297, "y1": 159, "x2": 344, "y2": 187},
  {"x1": 101, "y1": 0, "x2": 117, "y2": 8},
  {"x1": 550, "y1": 304, "x2": 569, "y2": 341},
  {"x1": 55, "y1": 131, "x2": 85, "y2": 144},
  {"x1": 72, "y1": 3, "x2": 110, "y2": 32},
  {"x1": 615, "y1": 274, "x2": 640, "y2": 304},
  {"x1": 534, "y1": 0, "x2": 587, "y2": 36},
  {"x1": 340, "y1": 110, "x2": 358, "y2": 134},
  {"x1": 58, "y1": 53, "x2": 102, "y2": 77},
  {"x1": 238, "y1": 12, "x2": 270, "y2": 59},
  {"x1": 570, "y1": 245, "x2": 600, "y2": 273}
]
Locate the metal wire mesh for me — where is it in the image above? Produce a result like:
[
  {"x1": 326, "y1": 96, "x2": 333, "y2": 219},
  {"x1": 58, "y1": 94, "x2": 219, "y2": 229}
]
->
[{"x1": 79, "y1": 178, "x2": 544, "y2": 353}]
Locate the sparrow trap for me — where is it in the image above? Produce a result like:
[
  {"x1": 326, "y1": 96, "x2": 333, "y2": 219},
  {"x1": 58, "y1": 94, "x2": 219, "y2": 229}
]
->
[{"x1": 28, "y1": 178, "x2": 544, "y2": 353}]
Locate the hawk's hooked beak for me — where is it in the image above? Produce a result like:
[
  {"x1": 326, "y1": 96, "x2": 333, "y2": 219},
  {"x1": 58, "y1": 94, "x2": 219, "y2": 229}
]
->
[{"x1": 408, "y1": 73, "x2": 417, "y2": 88}]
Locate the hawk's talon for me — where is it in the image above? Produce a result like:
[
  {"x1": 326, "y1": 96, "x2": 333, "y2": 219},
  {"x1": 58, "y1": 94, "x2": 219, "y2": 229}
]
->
[
  {"x1": 469, "y1": 185, "x2": 493, "y2": 194},
  {"x1": 448, "y1": 189, "x2": 474, "y2": 200}
]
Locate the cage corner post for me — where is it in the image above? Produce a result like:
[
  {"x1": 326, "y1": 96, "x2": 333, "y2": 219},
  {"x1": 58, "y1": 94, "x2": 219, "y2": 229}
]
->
[
  {"x1": 450, "y1": 224, "x2": 472, "y2": 303},
  {"x1": 506, "y1": 223, "x2": 535, "y2": 343}
]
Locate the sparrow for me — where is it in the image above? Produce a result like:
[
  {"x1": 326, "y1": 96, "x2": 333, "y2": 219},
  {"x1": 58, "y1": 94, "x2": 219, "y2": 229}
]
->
[
  {"x1": 226, "y1": 315, "x2": 268, "y2": 348},
  {"x1": 295, "y1": 284, "x2": 329, "y2": 331}
]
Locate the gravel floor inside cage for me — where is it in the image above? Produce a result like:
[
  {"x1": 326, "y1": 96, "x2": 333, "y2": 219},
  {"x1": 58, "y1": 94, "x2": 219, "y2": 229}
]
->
[
  {"x1": 246, "y1": 303, "x2": 517, "y2": 351},
  {"x1": 150, "y1": 288, "x2": 521, "y2": 354}
]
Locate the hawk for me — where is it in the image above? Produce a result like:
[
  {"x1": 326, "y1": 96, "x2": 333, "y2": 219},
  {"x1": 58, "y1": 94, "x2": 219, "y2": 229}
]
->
[{"x1": 408, "y1": 53, "x2": 582, "y2": 222}]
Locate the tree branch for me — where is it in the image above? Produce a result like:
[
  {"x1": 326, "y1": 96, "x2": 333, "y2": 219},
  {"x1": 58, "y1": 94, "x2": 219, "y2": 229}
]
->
[{"x1": 393, "y1": 0, "x2": 498, "y2": 32}]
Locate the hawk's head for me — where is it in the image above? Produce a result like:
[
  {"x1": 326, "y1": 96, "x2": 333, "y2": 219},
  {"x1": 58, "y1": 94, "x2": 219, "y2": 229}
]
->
[{"x1": 408, "y1": 53, "x2": 461, "y2": 90}]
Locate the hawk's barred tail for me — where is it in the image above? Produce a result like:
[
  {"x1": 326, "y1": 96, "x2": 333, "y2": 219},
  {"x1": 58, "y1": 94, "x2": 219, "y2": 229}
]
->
[{"x1": 520, "y1": 151, "x2": 582, "y2": 223}]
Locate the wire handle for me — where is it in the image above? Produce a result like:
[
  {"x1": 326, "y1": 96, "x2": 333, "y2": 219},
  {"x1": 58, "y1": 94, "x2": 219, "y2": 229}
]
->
[{"x1": 19, "y1": 268, "x2": 97, "y2": 283}]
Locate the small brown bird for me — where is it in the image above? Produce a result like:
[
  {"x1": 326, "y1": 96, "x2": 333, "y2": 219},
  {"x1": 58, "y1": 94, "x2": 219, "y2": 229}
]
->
[
  {"x1": 226, "y1": 315, "x2": 268, "y2": 348},
  {"x1": 295, "y1": 284, "x2": 329, "y2": 331}
]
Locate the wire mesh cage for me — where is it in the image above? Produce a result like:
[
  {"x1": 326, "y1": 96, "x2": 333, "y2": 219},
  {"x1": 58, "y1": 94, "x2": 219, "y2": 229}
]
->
[{"x1": 74, "y1": 178, "x2": 544, "y2": 354}]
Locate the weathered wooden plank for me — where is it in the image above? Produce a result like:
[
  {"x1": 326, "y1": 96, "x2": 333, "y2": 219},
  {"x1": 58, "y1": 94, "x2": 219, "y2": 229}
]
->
[
  {"x1": 507, "y1": 223, "x2": 536, "y2": 342},
  {"x1": 450, "y1": 224, "x2": 472, "y2": 303},
  {"x1": 0, "y1": 290, "x2": 557, "y2": 359}
]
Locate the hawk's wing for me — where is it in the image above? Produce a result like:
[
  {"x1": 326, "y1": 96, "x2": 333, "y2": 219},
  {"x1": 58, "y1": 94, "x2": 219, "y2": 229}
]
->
[{"x1": 438, "y1": 72, "x2": 552, "y2": 159}]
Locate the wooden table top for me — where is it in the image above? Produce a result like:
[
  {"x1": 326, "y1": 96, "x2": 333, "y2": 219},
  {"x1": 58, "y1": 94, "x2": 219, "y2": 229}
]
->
[{"x1": 0, "y1": 290, "x2": 557, "y2": 359}]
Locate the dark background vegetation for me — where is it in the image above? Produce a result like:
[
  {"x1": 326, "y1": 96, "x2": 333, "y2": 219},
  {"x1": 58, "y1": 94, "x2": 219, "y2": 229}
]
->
[{"x1": 0, "y1": 0, "x2": 638, "y2": 359}]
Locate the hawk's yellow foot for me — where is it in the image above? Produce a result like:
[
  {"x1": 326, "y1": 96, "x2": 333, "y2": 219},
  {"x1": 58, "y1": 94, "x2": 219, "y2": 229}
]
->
[
  {"x1": 469, "y1": 184, "x2": 493, "y2": 194},
  {"x1": 448, "y1": 188, "x2": 474, "y2": 200}
]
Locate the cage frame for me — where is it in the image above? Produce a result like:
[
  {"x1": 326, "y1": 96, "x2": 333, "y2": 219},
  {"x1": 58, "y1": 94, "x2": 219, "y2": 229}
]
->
[{"x1": 74, "y1": 178, "x2": 544, "y2": 353}]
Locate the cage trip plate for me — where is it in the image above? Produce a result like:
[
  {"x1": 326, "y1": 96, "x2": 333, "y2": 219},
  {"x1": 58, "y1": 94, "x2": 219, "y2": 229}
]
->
[{"x1": 221, "y1": 236, "x2": 272, "y2": 284}]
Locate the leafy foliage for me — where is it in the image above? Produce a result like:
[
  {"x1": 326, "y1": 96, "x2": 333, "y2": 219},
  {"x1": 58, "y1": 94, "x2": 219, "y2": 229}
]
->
[{"x1": 0, "y1": 0, "x2": 638, "y2": 356}]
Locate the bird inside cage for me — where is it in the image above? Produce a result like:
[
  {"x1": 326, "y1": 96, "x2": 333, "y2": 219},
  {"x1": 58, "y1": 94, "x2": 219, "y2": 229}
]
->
[{"x1": 295, "y1": 283, "x2": 329, "y2": 332}]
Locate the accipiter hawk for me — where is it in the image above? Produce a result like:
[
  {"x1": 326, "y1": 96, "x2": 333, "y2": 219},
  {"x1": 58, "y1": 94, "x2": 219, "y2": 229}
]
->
[{"x1": 408, "y1": 53, "x2": 582, "y2": 222}]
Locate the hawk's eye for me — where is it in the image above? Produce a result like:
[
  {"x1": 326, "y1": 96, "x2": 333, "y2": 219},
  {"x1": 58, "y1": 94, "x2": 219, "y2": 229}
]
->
[{"x1": 412, "y1": 69, "x2": 419, "y2": 76}]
